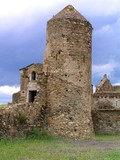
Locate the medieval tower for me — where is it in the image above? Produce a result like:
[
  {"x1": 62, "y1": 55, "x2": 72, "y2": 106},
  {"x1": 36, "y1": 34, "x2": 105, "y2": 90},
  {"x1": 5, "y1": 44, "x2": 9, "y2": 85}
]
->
[
  {"x1": 3, "y1": 5, "x2": 120, "y2": 139},
  {"x1": 43, "y1": 5, "x2": 94, "y2": 138}
]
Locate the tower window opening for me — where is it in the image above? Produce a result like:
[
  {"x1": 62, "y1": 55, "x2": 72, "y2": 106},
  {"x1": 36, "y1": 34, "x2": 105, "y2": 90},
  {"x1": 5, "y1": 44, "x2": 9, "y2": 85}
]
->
[{"x1": 31, "y1": 71, "x2": 36, "y2": 80}]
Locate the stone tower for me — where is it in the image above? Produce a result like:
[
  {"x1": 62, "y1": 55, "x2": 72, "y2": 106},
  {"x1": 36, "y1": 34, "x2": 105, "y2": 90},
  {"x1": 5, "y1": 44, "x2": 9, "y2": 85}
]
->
[{"x1": 43, "y1": 5, "x2": 94, "y2": 138}]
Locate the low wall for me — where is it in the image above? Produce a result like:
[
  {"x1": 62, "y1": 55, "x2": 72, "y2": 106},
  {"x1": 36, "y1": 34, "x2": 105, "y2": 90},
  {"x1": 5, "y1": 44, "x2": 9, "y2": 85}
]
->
[
  {"x1": 0, "y1": 103, "x2": 47, "y2": 139},
  {"x1": 12, "y1": 91, "x2": 21, "y2": 104},
  {"x1": 92, "y1": 109, "x2": 120, "y2": 134}
]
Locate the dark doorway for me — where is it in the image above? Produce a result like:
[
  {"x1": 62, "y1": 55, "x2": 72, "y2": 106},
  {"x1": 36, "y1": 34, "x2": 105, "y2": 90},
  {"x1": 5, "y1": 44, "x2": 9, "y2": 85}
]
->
[{"x1": 29, "y1": 91, "x2": 37, "y2": 103}]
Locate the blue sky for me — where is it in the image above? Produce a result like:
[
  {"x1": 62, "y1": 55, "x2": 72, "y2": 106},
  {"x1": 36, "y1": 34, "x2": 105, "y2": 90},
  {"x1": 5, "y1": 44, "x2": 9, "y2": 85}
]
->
[{"x1": 0, "y1": 0, "x2": 120, "y2": 104}]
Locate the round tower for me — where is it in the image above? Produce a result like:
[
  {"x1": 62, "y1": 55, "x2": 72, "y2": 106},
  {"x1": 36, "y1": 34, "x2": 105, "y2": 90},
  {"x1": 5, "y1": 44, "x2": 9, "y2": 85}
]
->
[{"x1": 43, "y1": 5, "x2": 94, "y2": 138}]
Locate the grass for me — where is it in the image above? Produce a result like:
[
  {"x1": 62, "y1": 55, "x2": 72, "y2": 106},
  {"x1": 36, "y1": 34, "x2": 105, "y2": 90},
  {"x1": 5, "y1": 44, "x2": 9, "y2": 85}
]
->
[
  {"x1": 0, "y1": 104, "x2": 6, "y2": 108},
  {"x1": 0, "y1": 130, "x2": 120, "y2": 160},
  {"x1": 96, "y1": 134, "x2": 120, "y2": 141}
]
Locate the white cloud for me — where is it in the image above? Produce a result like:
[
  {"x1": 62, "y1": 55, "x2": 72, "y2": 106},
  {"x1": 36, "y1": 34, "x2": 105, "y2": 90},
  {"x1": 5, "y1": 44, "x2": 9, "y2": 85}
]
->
[
  {"x1": 94, "y1": 24, "x2": 114, "y2": 38},
  {"x1": 67, "y1": 0, "x2": 120, "y2": 17},
  {"x1": 0, "y1": 0, "x2": 120, "y2": 32},
  {"x1": 95, "y1": 16, "x2": 120, "y2": 36},
  {"x1": 0, "y1": 85, "x2": 20, "y2": 104},
  {"x1": 101, "y1": 25, "x2": 113, "y2": 33},
  {"x1": 0, "y1": 0, "x2": 59, "y2": 18},
  {"x1": 0, "y1": 95, "x2": 11, "y2": 104},
  {"x1": 0, "y1": 85, "x2": 20, "y2": 95},
  {"x1": 92, "y1": 61, "x2": 118, "y2": 77},
  {"x1": 93, "y1": 85, "x2": 96, "y2": 93},
  {"x1": 0, "y1": 0, "x2": 120, "y2": 19},
  {"x1": 113, "y1": 83, "x2": 120, "y2": 86}
]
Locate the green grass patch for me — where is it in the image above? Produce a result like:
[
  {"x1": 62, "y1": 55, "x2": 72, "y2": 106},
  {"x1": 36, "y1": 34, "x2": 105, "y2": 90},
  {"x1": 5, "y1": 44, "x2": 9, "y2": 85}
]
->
[
  {"x1": 96, "y1": 134, "x2": 120, "y2": 141},
  {"x1": 0, "y1": 133, "x2": 120, "y2": 160},
  {"x1": 0, "y1": 104, "x2": 6, "y2": 108}
]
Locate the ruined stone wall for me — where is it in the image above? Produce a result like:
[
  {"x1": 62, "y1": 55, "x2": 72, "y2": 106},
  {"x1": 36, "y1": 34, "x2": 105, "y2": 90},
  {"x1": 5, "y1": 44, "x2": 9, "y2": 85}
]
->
[
  {"x1": 113, "y1": 86, "x2": 120, "y2": 92},
  {"x1": 93, "y1": 93, "x2": 120, "y2": 110},
  {"x1": 43, "y1": 6, "x2": 94, "y2": 138},
  {"x1": 25, "y1": 64, "x2": 47, "y2": 104},
  {"x1": 92, "y1": 110, "x2": 120, "y2": 134},
  {"x1": 94, "y1": 74, "x2": 120, "y2": 109},
  {"x1": 0, "y1": 103, "x2": 46, "y2": 139},
  {"x1": 10, "y1": 5, "x2": 95, "y2": 139},
  {"x1": 7, "y1": 63, "x2": 48, "y2": 139},
  {"x1": 13, "y1": 64, "x2": 46, "y2": 104},
  {"x1": 12, "y1": 91, "x2": 21, "y2": 104}
]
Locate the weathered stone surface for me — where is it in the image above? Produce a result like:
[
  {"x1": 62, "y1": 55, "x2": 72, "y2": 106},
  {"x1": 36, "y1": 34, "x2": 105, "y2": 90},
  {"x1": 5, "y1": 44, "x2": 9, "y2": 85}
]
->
[
  {"x1": 93, "y1": 74, "x2": 120, "y2": 109},
  {"x1": 10, "y1": 6, "x2": 120, "y2": 138},
  {"x1": 92, "y1": 110, "x2": 120, "y2": 134},
  {"x1": 93, "y1": 74, "x2": 120, "y2": 134},
  {"x1": 1, "y1": 5, "x2": 94, "y2": 139},
  {"x1": 0, "y1": 103, "x2": 45, "y2": 139},
  {"x1": 43, "y1": 5, "x2": 94, "y2": 138},
  {"x1": 12, "y1": 91, "x2": 21, "y2": 104}
]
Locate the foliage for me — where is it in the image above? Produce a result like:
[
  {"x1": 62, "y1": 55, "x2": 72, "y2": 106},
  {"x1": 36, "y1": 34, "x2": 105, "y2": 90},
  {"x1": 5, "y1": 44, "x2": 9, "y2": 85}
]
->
[
  {"x1": 25, "y1": 128, "x2": 54, "y2": 140},
  {"x1": 18, "y1": 113, "x2": 27, "y2": 124}
]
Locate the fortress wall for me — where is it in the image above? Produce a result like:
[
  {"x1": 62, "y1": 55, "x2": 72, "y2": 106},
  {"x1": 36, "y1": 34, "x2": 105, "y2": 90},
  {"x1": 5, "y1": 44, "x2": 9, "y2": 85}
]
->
[
  {"x1": 92, "y1": 110, "x2": 120, "y2": 134},
  {"x1": 0, "y1": 103, "x2": 45, "y2": 139}
]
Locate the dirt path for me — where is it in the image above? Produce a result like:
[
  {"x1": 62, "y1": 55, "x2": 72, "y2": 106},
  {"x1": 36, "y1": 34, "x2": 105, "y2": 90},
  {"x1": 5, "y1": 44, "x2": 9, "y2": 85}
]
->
[{"x1": 64, "y1": 139, "x2": 120, "y2": 152}]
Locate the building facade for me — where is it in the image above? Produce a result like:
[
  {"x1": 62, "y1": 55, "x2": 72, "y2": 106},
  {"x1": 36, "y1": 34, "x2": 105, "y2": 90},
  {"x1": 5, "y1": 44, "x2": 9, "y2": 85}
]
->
[{"x1": 93, "y1": 74, "x2": 120, "y2": 110}]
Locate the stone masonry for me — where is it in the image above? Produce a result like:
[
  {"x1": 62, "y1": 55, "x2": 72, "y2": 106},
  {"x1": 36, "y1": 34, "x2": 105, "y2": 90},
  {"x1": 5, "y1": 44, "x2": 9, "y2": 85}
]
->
[
  {"x1": 93, "y1": 74, "x2": 120, "y2": 134},
  {"x1": 11, "y1": 5, "x2": 94, "y2": 139},
  {"x1": 92, "y1": 110, "x2": 120, "y2": 134},
  {"x1": 1, "y1": 5, "x2": 120, "y2": 139},
  {"x1": 43, "y1": 5, "x2": 94, "y2": 138},
  {"x1": 93, "y1": 74, "x2": 120, "y2": 110}
]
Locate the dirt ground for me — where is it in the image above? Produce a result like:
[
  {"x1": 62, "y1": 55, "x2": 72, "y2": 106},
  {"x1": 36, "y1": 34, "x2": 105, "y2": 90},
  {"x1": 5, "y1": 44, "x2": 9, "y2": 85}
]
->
[
  {"x1": 68, "y1": 139, "x2": 120, "y2": 151},
  {"x1": 52, "y1": 138, "x2": 120, "y2": 153}
]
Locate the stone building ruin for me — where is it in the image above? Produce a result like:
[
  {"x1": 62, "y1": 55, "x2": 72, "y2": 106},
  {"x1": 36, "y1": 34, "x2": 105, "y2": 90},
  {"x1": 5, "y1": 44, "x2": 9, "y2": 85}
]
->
[
  {"x1": 93, "y1": 74, "x2": 120, "y2": 134},
  {"x1": 1, "y1": 5, "x2": 120, "y2": 139},
  {"x1": 12, "y1": 5, "x2": 94, "y2": 139},
  {"x1": 93, "y1": 74, "x2": 120, "y2": 110}
]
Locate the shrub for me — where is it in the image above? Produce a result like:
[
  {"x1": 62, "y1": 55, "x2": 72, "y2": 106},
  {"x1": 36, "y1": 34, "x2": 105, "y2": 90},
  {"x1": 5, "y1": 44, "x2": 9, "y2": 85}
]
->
[
  {"x1": 25, "y1": 128, "x2": 53, "y2": 140},
  {"x1": 18, "y1": 113, "x2": 27, "y2": 124}
]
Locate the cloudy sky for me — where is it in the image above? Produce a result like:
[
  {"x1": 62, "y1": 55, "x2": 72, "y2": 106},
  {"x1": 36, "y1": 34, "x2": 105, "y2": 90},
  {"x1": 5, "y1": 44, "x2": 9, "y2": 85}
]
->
[{"x1": 0, "y1": 0, "x2": 120, "y2": 104}]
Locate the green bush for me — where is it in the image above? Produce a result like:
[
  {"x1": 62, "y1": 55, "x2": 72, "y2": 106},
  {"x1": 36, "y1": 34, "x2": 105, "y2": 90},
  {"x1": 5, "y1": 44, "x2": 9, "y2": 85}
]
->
[
  {"x1": 18, "y1": 113, "x2": 27, "y2": 124},
  {"x1": 25, "y1": 128, "x2": 53, "y2": 140}
]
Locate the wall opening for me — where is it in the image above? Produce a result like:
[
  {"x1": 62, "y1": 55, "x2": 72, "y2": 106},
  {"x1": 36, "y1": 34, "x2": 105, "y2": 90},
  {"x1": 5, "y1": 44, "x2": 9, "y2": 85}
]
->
[
  {"x1": 29, "y1": 90, "x2": 37, "y2": 103},
  {"x1": 58, "y1": 50, "x2": 62, "y2": 54},
  {"x1": 69, "y1": 117, "x2": 72, "y2": 120},
  {"x1": 31, "y1": 71, "x2": 36, "y2": 80}
]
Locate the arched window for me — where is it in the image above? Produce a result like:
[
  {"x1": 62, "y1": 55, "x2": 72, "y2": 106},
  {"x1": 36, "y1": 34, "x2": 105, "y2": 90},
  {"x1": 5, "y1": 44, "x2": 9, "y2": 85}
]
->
[{"x1": 31, "y1": 71, "x2": 36, "y2": 80}]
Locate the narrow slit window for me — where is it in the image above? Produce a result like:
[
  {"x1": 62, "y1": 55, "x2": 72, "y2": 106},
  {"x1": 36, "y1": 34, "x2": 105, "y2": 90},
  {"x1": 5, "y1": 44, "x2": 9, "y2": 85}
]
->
[{"x1": 31, "y1": 71, "x2": 36, "y2": 80}]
